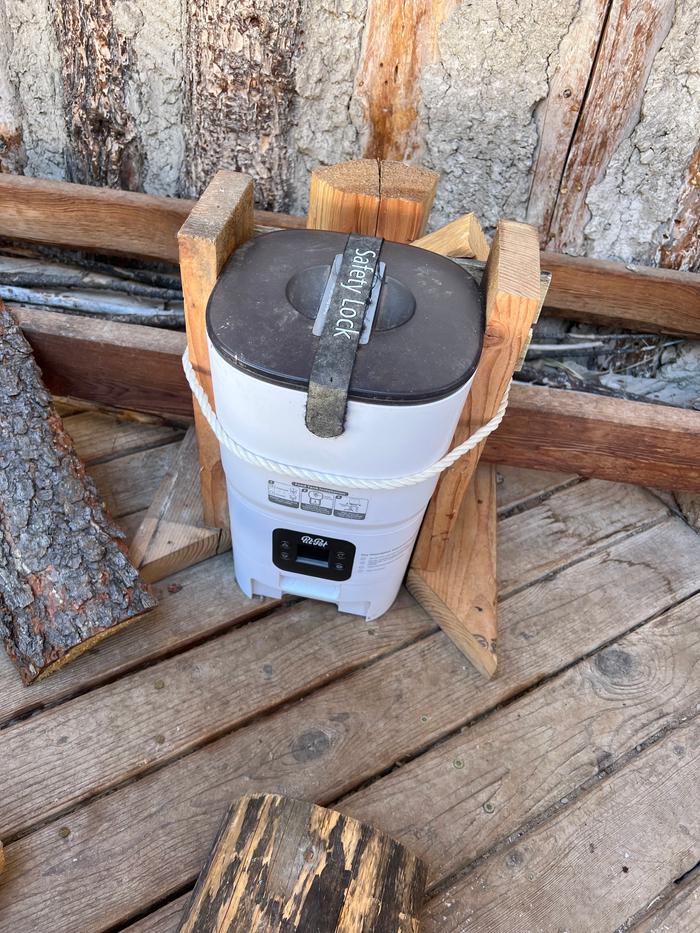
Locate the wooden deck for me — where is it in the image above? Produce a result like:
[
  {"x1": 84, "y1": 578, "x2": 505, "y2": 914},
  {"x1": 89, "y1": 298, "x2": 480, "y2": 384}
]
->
[{"x1": 0, "y1": 408, "x2": 698, "y2": 933}]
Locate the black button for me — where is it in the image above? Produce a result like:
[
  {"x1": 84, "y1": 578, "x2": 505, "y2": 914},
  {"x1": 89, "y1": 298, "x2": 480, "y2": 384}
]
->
[
  {"x1": 280, "y1": 551, "x2": 291, "y2": 561},
  {"x1": 281, "y1": 540, "x2": 291, "y2": 548},
  {"x1": 336, "y1": 550, "x2": 346, "y2": 559},
  {"x1": 335, "y1": 562, "x2": 345, "y2": 571}
]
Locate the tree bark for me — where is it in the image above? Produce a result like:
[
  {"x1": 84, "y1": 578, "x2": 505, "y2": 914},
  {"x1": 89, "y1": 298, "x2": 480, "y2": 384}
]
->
[
  {"x1": 0, "y1": 305, "x2": 156, "y2": 684},
  {"x1": 183, "y1": 0, "x2": 303, "y2": 209},
  {"x1": 179, "y1": 794, "x2": 427, "y2": 932},
  {"x1": 53, "y1": 0, "x2": 145, "y2": 189}
]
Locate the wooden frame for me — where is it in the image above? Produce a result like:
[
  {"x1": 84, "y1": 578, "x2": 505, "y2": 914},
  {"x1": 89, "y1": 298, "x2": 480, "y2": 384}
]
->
[
  {"x1": 1, "y1": 173, "x2": 698, "y2": 337},
  {"x1": 11, "y1": 303, "x2": 700, "y2": 492}
]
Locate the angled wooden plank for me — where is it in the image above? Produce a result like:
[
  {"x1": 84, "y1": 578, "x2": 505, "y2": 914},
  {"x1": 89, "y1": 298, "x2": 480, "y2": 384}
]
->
[
  {"x1": 408, "y1": 463, "x2": 498, "y2": 677},
  {"x1": 412, "y1": 213, "x2": 490, "y2": 260},
  {"x1": 130, "y1": 427, "x2": 229, "y2": 583},
  {"x1": 87, "y1": 441, "x2": 181, "y2": 519},
  {"x1": 422, "y1": 720, "x2": 700, "y2": 932},
  {"x1": 0, "y1": 517, "x2": 698, "y2": 931},
  {"x1": 65, "y1": 411, "x2": 184, "y2": 466},
  {"x1": 657, "y1": 139, "x2": 700, "y2": 273},
  {"x1": 495, "y1": 465, "x2": 579, "y2": 515},
  {"x1": 178, "y1": 171, "x2": 254, "y2": 529},
  {"x1": 0, "y1": 554, "x2": 274, "y2": 728},
  {"x1": 0, "y1": 592, "x2": 433, "y2": 840},
  {"x1": 413, "y1": 220, "x2": 542, "y2": 571},
  {"x1": 632, "y1": 871, "x2": 700, "y2": 933},
  {"x1": 341, "y1": 591, "x2": 700, "y2": 886}
]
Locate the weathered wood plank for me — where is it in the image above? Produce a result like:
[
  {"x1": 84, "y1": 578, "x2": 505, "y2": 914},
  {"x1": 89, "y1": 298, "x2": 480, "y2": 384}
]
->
[
  {"x1": 341, "y1": 591, "x2": 700, "y2": 886},
  {"x1": 632, "y1": 871, "x2": 700, "y2": 933},
  {"x1": 526, "y1": 0, "x2": 610, "y2": 243},
  {"x1": 123, "y1": 895, "x2": 189, "y2": 933},
  {"x1": 88, "y1": 441, "x2": 180, "y2": 519},
  {"x1": 423, "y1": 720, "x2": 700, "y2": 932},
  {"x1": 546, "y1": 0, "x2": 675, "y2": 253},
  {"x1": 0, "y1": 591, "x2": 432, "y2": 839},
  {"x1": 0, "y1": 553, "x2": 275, "y2": 728},
  {"x1": 495, "y1": 465, "x2": 578, "y2": 515},
  {"x1": 13, "y1": 304, "x2": 191, "y2": 417},
  {"x1": 65, "y1": 411, "x2": 183, "y2": 466},
  {"x1": 0, "y1": 175, "x2": 302, "y2": 264},
  {"x1": 540, "y1": 250, "x2": 700, "y2": 338},
  {"x1": 0, "y1": 517, "x2": 697, "y2": 932},
  {"x1": 483, "y1": 383, "x2": 700, "y2": 492},
  {"x1": 497, "y1": 478, "x2": 665, "y2": 595}
]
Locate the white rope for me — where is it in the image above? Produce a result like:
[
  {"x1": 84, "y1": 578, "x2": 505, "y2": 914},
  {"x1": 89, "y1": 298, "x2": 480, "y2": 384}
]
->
[{"x1": 183, "y1": 350, "x2": 510, "y2": 490}]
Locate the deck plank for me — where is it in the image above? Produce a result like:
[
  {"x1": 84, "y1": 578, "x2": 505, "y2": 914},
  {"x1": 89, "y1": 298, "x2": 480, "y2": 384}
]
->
[
  {"x1": 422, "y1": 720, "x2": 700, "y2": 932},
  {"x1": 66, "y1": 411, "x2": 184, "y2": 465},
  {"x1": 88, "y1": 442, "x2": 180, "y2": 518},
  {"x1": 0, "y1": 517, "x2": 697, "y2": 932},
  {"x1": 0, "y1": 554, "x2": 275, "y2": 726},
  {"x1": 497, "y1": 478, "x2": 665, "y2": 595},
  {"x1": 496, "y1": 465, "x2": 578, "y2": 514},
  {"x1": 0, "y1": 592, "x2": 432, "y2": 839},
  {"x1": 632, "y1": 871, "x2": 700, "y2": 932},
  {"x1": 340, "y1": 591, "x2": 700, "y2": 885}
]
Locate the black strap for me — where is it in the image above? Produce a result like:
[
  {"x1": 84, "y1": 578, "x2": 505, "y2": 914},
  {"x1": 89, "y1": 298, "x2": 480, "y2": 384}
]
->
[{"x1": 305, "y1": 234, "x2": 384, "y2": 438}]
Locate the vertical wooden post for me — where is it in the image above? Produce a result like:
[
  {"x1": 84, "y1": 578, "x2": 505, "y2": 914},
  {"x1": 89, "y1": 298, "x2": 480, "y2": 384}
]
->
[
  {"x1": 307, "y1": 159, "x2": 438, "y2": 241},
  {"x1": 411, "y1": 220, "x2": 542, "y2": 572},
  {"x1": 178, "y1": 171, "x2": 254, "y2": 529}
]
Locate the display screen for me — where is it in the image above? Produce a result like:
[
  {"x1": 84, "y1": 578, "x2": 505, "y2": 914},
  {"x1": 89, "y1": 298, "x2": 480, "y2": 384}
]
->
[{"x1": 296, "y1": 539, "x2": 330, "y2": 568}]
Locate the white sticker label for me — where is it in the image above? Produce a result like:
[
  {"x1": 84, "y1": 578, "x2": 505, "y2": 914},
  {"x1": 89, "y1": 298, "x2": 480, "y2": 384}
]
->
[
  {"x1": 267, "y1": 480, "x2": 368, "y2": 520},
  {"x1": 357, "y1": 538, "x2": 414, "y2": 572}
]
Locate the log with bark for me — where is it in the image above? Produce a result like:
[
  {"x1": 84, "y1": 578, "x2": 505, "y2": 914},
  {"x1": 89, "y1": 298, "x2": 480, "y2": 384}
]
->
[
  {"x1": 0, "y1": 304, "x2": 157, "y2": 684},
  {"x1": 179, "y1": 794, "x2": 427, "y2": 932}
]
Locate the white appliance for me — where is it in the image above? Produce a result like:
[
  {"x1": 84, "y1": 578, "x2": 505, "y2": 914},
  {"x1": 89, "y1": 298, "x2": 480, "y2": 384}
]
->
[{"x1": 206, "y1": 229, "x2": 484, "y2": 620}]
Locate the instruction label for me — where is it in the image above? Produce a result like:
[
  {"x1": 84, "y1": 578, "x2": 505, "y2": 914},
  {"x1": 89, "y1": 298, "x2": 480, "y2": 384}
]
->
[
  {"x1": 357, "y1": 538, "x2": 414, "y2": 572},
  {"x1": 267, "y1": 480, "x2": 368, "y2": 520}
]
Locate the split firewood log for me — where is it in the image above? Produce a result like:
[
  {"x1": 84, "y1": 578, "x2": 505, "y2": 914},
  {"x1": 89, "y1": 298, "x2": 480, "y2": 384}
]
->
[
  {"x1": 0, "y1": 304, "x2": 157, "y2": 684},
  {"x1": 179, "y1": 794, "x2": 427, "y2": 932}
]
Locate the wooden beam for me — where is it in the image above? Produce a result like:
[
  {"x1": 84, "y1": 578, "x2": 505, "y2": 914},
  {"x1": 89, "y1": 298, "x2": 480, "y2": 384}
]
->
[
  {"x1": 412, "y1": 213, "x2": 490, "y2": 260},
  {"x1": 178, "y1": 171, "x2": 254, "y2": 529},
  {"x1": 413, "y1": 220, "x2": 542, "y2": 572},
  {"x1": 0, "y1": 175, "x2": 697, "y2": 337},
  {"x1": 407, "y1": 462, "x2": 498, "y2": 677},
  {"x1": 0, "y1": 174, "x2": 303, "y2": 264},
  {"x1": 179, "y1": 794, "x2": 426, "y2": 933},
  {"x1": 11, "y1": 307, "x2": 700, "y2": 492}
]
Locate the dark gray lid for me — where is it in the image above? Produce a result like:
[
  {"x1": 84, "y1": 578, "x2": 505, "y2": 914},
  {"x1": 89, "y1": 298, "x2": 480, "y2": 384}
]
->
[{"x1": 206, "y1": 229, "x2": 484, "y2": 405}]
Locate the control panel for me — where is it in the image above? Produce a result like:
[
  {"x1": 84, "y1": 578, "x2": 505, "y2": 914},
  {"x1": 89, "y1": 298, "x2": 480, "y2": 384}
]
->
[{"x1": 272, "y1": 529, "x2": 355, "y2": 581}]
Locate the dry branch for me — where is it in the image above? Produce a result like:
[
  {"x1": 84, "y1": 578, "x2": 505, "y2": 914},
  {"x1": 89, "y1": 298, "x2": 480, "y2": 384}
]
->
[{"x1": 0, "y1": 305, "x2": 156, "y2": 684}]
